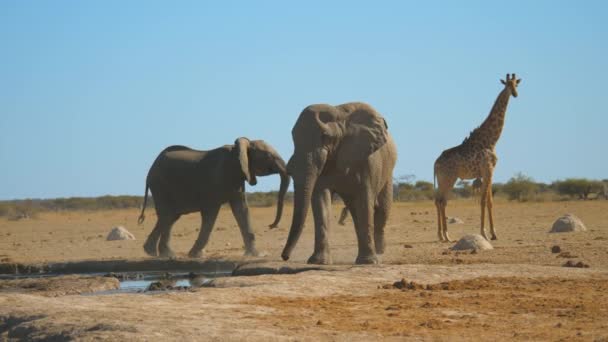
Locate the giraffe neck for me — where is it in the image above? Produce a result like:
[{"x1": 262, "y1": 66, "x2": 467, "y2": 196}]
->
[{"x1": 470, "y1": 87, "x2": 511, "y2": 149}]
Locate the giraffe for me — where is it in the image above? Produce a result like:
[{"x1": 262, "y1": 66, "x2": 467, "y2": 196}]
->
[{"x1": 434, "y1": 73, "x2": 521, "y2": 242}]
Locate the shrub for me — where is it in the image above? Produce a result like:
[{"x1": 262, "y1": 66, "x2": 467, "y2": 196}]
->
[
  {"x1": 553, "y1": 178, "x2": 604, "y2": 200},
  {"x1": 492, "y1": 183, "x2": 505, "y2": 197},
  {"x1": 502, "y1": 173, "x2": 539, "y2": 202},
  {"x1": 246, "y1": 191, "x2": 293, "y2": 207},
  {"x1": 453, "y1": 180, "x2": 474, "y2": 198}
]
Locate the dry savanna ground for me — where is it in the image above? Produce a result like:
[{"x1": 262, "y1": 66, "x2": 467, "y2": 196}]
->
[{"x1": 1, "y1": 199, "x2": 607, "y2": 340}]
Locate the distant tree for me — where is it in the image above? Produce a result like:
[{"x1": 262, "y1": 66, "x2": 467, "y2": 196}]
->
[
  {"x1": 392, "y1": 175, "x2": 434, "y2": 201},
  {"x1": 502, "y1": 173, "x2": 539, "y2": 202},
  {"x1": 492, "y1": 183, "x2": 504, "y2": 196},
  {"x1": 452, "y1": 180, "x2": 472, "y2": 198},
  {"x1": 553, "y1": 178, "x2": 604, "y2": 200},
  {"x1": 414, "y1": 180, "x2": 434, "y2": 200}
]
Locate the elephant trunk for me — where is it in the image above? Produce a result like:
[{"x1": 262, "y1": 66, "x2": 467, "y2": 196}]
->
[
  {"x1": 269, "y1": 160, "x2": 290, "y2": 228},
  {"x1": 281, "y1": 166, "x2": 316, "y2": 261}
]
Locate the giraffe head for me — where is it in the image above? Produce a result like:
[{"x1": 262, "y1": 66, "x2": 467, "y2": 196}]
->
[{"x1": 500, "y1": 73, "x2": 521, "y2": 98}]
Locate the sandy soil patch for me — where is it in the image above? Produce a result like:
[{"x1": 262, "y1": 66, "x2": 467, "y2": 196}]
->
[{"x1": 1, "y1": 200, "x2": 607, "y2": 340}]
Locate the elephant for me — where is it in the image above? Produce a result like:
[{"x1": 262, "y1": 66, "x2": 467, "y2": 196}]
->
[
  {"x1": 337, "y1": 206, "x2": 349, "y2": 225},
  {"x1": 138, "y1": 138, "x2": 290, "y2": 258},
  {"x1": 281, "y1": 102, "x2": 397, "y2": 265},
  {"x1": 330, "y1": 192, "x2": 350, "y2": 225}
]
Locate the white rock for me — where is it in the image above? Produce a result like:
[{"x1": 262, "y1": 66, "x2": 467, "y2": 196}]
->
[
  {"x1": 451, "y1": 234, "x2": 493, "y2": 251},
  {"x1": 549, "y1": 214, "x2": 587, "y2": 233},
  {"x1": 106, "y1": 226, "x2": 136, "y2": 241},
  {"x1": 448, "y1": 217, "x2": 464, "y2": 224}
]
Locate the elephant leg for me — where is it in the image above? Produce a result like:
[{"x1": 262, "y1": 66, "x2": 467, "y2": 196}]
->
[
  {"x1": 229, "y1": 194, "x2": 259, "y2": 257},
  {"x1": 353, "y1": 193, "x2": 378, "y2": 265},
  {"x1": 157, "y1": 214, "x2": 180, "y2": 258},
  {"x1": 188, "y1": 205, "x2": 221, "y2": 258},
  {"x1": 143, "y1": 217, "x2": 162, "y2": 256},
  {"x1": 308, "y1": 187, "x2": 332, "y2": 265},
  {"x1": 373, "y1": 183, "x2": 393, "y2": 255}
]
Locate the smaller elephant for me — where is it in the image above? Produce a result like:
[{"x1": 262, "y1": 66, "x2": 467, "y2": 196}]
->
[{"x1": 138, "y1": 138, "x2": 290, "y2": 258}]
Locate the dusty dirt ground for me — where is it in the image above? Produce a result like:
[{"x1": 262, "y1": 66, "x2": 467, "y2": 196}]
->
[{"x1": 1, "y1": 200, "x2": 607, "y2": 340}]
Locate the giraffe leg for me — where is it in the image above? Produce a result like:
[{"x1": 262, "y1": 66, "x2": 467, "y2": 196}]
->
[
  {"x1": 479, "y1": 188, "x2": 489, "y2": 240},
  {"x1": 434, "y1": 199, "x2": 444, "y2": 241},
  {"x1": 435, "y1": 175, "x2": 457, "y2": 242},
  {"x1": 441, "y1": 200, "x2": 451, "y2": 242},
  {"x1": 480, "y1": 169, "x2": 495, "y2": 240},
  {"x1": 485, "y1": 174, "x2": 497, "y2": 240},
  {"x1": 487, "y1": 188, "x2": 497, "y2": 240}
]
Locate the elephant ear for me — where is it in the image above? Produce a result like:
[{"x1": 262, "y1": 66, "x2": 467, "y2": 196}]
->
[
  {"x1": 235, "y1": 137, "x2": 257, "y2": 186},
  {"x1": 336, "y1": 109, "x2": 388, "y2": 172}
]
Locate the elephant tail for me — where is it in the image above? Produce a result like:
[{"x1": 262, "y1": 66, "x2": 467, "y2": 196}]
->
[
  {"x1": 433, "y1": 165, "x2": 437, "y2": 192},
  {"x1": 137, "y1": 184, "x2": 149, "y2": 225}
]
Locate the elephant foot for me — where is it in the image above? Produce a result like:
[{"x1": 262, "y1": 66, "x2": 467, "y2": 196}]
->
[
  {"x1": 143, "y1": 239, "x2": 158, "y2": 257},
  {"x1": 188, "y1": 248, "x2": 203, "y2": 259},
  {"x1": 244, "y1": 248, "x2": 260, "y2": 257},
  {"x1": 375, "y1": 242, "x2": 385, "y2": 255},
  {"x1": 307, "y1": 252, "x2": 332, "y2": 265},
  {"x1": 355, "y1": 254, "x2": 379, "y2": 265},
  {"x1": 158, "y1": 247, "x2": 176, "y2": 259},
  {"x1": 281, "y1": 251, "x2": 290, "y2": 261}
]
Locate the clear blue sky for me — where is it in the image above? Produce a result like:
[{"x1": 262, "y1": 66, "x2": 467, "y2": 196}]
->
[{"x1": 1, "y1": 1, "x2": 606, "y2": 200}]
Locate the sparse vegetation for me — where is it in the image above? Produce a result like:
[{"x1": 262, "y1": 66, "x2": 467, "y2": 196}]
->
[
  {"x1": 502, "y1": 173, "x2": 540, "y2": 202},
  {"x1": 0, "y1": 196, "x2": 147, "y2": 218},
  {"x1": 1, "y1": 174, "x2": 605, "y2": 218},
  {"x1": 246, "y1": 191, "x2": 293, "y2": 207},
  {"x1": 552, "y1": 178, "x2": 605, "y2": 200}
]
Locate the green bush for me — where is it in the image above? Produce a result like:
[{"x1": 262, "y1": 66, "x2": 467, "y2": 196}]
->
[
  {"x1": 502, "y1": 173, "x2": 539, "y2": 202},
  {"x1": 246, "y1": 191, "x2": 293, "y2": 208},
  {"x1": 552, "y1": 178, "x2": 604, "y2": 200},
  {"x1": 452, "y1": 180, "x2": 474, "y2": 198},
  {"x1": 246, "y1": 191, "x2": 277, "y2": 207},
  {"x1": 0, "y1": 195, "x2": 147, "y2": 217}
]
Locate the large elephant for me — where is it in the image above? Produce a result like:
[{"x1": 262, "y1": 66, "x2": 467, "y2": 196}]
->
[
  {"x1": 281, "y1": 102, "x2": 397, "y2": 265},
  {"x1": 138, "y1": 138, "x2": 290, "y2": 258}
]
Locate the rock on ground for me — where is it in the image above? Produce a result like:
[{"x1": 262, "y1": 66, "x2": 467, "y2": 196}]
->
[
  {"x1": 106, "y1": 226, "x2": 135, "y2": 241},
  {"x1": 550, "y1": 214, "x2": 587, "y2": 233},
  {"x1": 451, "y1": 234, "x2": 493, "y2": 251},
  {"x1": 448, "y1": 217, "x2": 464, "y2": 224}
]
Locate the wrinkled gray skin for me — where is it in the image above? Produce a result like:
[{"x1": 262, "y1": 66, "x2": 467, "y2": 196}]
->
[
  {"x1": 281, "y1": 102, "x2": 397, "y2": 265},
  {"x1": 138, "y1": 138, "x2": 290, "y2": 258}
]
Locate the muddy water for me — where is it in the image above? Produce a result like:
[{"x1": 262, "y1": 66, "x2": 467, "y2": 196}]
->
[
  {"x1": 1, "y1": 271, "x2": 227, "y2": 295},
  {"x1": 112, "y1": 272, "x2": 217, "y2": 293}
]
